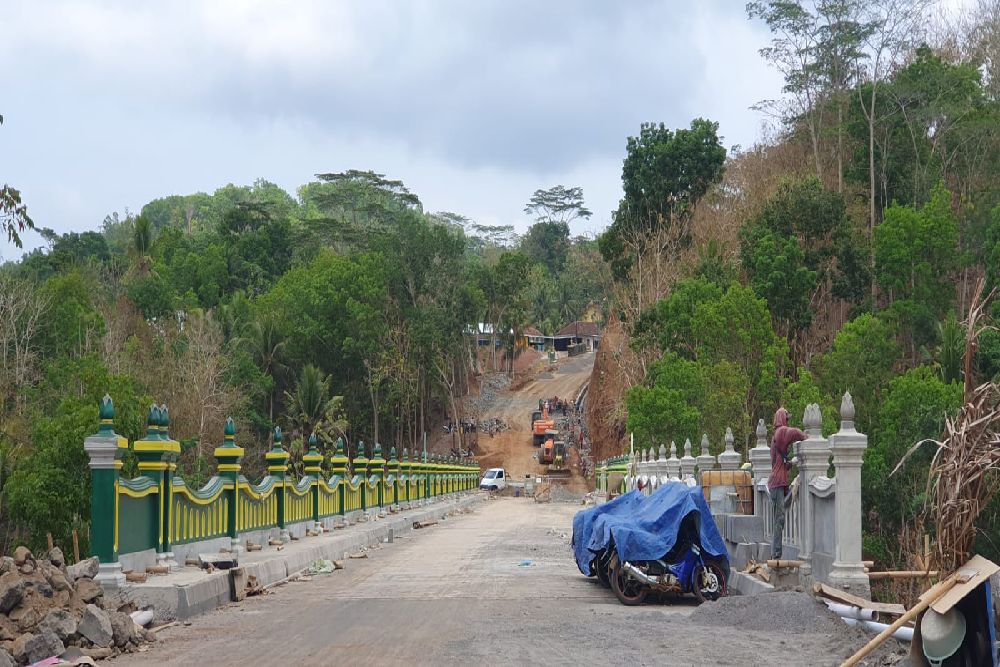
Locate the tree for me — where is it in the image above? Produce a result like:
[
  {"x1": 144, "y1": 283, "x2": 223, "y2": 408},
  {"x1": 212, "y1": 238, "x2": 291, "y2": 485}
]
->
[
  {"x1": 283, "y1": 364, "x2": 348, "y2": 446},
  {"x1": 600, "y1": 119, "x2": 726, "y2": 280},
  {"x1": 626, "y1": 352, "x2": 705, "y2": 449},
  {"x1": 0, "y1": 116, "x2": 35, "y2": 249},
  {"x1": 235, "y1": 316, "x2": 288, "y2": 427},
  {"x1": 523, "y1": 185, "x2": 592, "y2": 226},
  {"x1": 129, "y1": 216, "x2": 154, "y2": 276},
  {"x1": 520, "y1": 221, "x2": 571, "y2": 274}
]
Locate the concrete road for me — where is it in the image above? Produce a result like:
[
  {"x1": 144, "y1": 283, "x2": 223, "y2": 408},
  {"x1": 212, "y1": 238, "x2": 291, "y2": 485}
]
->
[{"x1": 114, "y1": 498, "x2": 852, "y2": 667}]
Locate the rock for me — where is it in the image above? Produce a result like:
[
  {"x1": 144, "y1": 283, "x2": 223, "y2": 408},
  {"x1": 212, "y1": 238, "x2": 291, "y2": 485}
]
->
[
  {"x1": 140, "y1": 627, "x2": 157, "y2": 643},
  {"x1": 24, "y1": 630, "x2": 64, "y2": 665},
  {"x1": 78, "y1": 604, "x2": 113, "y2": 648},
  {"x1": 46, "y1": 547, "x2": 65, "y2": 568},
  {"x1": 13, "y1": 546, "x2": 32, "y2": 566},
  {"x1": 39, "y1": 609, "x2": 77, "y2": 641},
  {"x1": 0, "y1": 573, "x2": 25, "y2": 613},
  {"x1": 109, "y1": 611, "x2": 137, "y2": 648},
  {"x1": 0, "y1": 559, "x2": 13, "y2": 575},
  {"x1": 34, "y1": 582, "x2": 53, "y2": 598},
  {"x1": 0, "y1": 617, "x2": 15, "y2": 642},
  {"x1": 18, "y1": 562, "x2": 34, "y2": 575},
  {"x1": 11, "y1": 633, "x2": 33, "y2": 663},
  {"x1": 67, "y1": 557, "x2": 99, "y2": 582},
  {"x1": 16, "y1": 606, "x2": 42, "y2": 632},
  {"x1": 74, "y1": 578, "x2": 102, "y2": 603},
  {"x1": 45, "y1": 568, "x2": 70, "y2": 592},
  {"x1": 0, "y1": 648, "x2": 12, "y2": 667}
]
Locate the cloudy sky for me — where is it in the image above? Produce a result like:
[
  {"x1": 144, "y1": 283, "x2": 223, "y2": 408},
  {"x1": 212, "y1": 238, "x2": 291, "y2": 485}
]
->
[{"x1": 1, "y1": 0, "x2": 785, "y2": 259}]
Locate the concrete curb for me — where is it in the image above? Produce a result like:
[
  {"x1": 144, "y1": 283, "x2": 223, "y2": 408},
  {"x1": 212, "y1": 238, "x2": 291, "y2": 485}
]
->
[
  {"x1": 120, "y1": 493, "x2": 484, "y2": 621},
  {"x1": 729, "y1": 571, "x2": 775, "y2": 596}
]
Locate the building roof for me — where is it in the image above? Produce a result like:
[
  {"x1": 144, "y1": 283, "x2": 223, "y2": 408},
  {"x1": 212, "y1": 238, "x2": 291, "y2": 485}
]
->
[
  {"x1": 523, "y1": 326, "x2": 544, "y2": 337},
  {"x1": 553, "y1": 321, "x2": 601, "y2": 338}
]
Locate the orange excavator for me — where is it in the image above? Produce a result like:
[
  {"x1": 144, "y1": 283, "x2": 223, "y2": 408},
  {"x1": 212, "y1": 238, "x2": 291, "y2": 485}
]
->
[
  {"x1": 532, "y1": 405, "x2": 555, "y2": 446},
  {"x1": 539, "y1": 430, "x2": 559, "y2": 464}
]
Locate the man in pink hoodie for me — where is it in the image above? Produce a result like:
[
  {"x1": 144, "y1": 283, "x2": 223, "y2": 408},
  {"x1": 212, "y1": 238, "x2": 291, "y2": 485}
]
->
[{"x1": 768, "y1": 407, "x2": 807, "y2": 560}]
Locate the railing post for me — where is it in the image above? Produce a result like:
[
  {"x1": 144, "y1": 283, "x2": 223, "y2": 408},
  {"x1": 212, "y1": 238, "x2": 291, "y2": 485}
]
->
[
  {"x1": 828, "y1": 392, "x2": 871, "y2": 597},
  {"x1": 371, "y1": 443, "x2": 386, "y2": 509},
  {"x1": 748, "y1": 418, "x2": 771, "y2": 520},
  {"x1": 797, "y1": 404, "x2": 832, "y2": 561},
  {"x1": 696, "y1": 434, "x2": 715, "y2": 482},
  {"x1": 134, "y1": 405, "x2": 181, "y2": 571},
  {"x1": 666, "y1": 442, "x2": 680, "y2": 479},
  {"x1": 354, "y1": 442, "x2": 369, "y2": 510},
  {"x1": 389, "y1": 446, "x2": 400, "y2": 507},
  {"x1": 303, "y1": 433, "x2": 324, "y2": 529},
  {"x1": 401, "y1": 448, "x2": 411, "y2": 505},
  {"x1": 330, "y1": 437, "x2": 349, "y2": 515},
  {"x1": 680, "y1": 439, "x2": 696, "y2": 480},
  {"x1": 214, "y1": 417, "x2": 244, "y2": 553},
  {"x1": 717, "y1": 427, "x2": 742, "y2": 471},
  {"x1": 265, "y1": 426, "x2": 289, "y2": 539},
  {"x1": 85, "y1": 395, "x2": 127, "y2": 588}
]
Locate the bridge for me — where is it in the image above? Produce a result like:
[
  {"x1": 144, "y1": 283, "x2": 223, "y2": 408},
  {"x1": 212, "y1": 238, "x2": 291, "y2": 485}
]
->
[{"x1": 58, "y1": 391, "x2": 880, "y2": 665}]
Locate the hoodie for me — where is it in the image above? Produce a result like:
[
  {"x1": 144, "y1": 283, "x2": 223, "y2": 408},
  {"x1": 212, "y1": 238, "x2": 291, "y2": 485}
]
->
[{"x1": 768, "y1": 407, "x2": 807, "y2": 490}]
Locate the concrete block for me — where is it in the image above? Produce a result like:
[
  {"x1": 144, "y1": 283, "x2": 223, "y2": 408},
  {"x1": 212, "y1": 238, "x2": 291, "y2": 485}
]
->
[
  {"x1": 731, "y1": 543, "x2": 758, "y2": 571},
  {"x1": 729, "y1": 571, "x2": 774, "y2": 596},
  {"x1": 725, "y1": 514, "x2": 765, "y2": 543}
]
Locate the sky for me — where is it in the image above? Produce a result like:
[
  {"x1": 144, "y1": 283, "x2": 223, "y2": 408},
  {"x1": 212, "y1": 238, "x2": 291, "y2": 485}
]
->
[{"x1": 0, "y1": 0, "x2": 786, "y2": 260}]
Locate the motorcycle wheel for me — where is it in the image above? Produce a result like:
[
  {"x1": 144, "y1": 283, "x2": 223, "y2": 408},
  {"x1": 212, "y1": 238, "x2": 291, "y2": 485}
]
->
[
  {"x1": 610, "y1": 557, "x2": 648, "y2": 606},
  {"x1": 692, "y1": 559, "x2": 728, "y2": 603},
  {"x1": 596, "y1": 554, "x2": 611, "y2": 588}
]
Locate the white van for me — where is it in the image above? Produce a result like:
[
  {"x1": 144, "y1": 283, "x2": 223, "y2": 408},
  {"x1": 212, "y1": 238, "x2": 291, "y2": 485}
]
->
[{"x1": 479, "y1": 467, "x2": 507, "y2": 491}]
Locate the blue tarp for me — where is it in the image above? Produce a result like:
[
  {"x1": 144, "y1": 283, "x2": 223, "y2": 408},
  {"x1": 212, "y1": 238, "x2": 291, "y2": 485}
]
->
[
  {"x1": 571, "y1": 490, "x2": 646, "y2": 574},
  {"x1": 573, "y1": 484, "x2": 728, "y2": 575}
]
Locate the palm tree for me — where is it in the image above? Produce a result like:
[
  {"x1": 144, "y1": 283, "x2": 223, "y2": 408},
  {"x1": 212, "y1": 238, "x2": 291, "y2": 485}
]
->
[
  {"x1": 235, "y1": 316, "x2": 288, "y2": 424},
  {"x1": 284, "y1": 364, "x2": 348, "y2": 446},
  {"x1": 129, "y1": 215, "x2": 154, "y2": 276}
]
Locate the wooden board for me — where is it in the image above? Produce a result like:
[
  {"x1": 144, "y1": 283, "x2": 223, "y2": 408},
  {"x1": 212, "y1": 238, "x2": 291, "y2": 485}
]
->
[
  {"x1": 812, "y1": 582, "x2": 906, "y2": 616},
  {"x1": 928, "y1": 555, "x2": 999, "y2": 614}
]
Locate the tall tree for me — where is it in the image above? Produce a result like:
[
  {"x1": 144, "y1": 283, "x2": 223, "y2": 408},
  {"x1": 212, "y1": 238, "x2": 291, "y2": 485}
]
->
[
  {"x1": 0, "y1": 115, "x2": 35, "y2": 249},
  {"x1": 523, "y1": 185, "x2": 592, "y2": 226}
]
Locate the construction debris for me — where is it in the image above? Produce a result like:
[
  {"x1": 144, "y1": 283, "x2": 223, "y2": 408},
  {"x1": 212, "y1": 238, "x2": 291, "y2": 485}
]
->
[
  {"x1": 812, "y1": 583, "x2": 905, "y2": 617},
  {"x1": 123, "y1": 572, "x2": 146, "y2": 584},
  {"x1": 198, "y1": 553, "x2": 237, "y2": 570},
  {"x1": 412, "y1": 520, "x2": 438, "y2": 529},
  {"x1": 244, "y1": 575, "x2": 265, "y2": 597},
  {"x1": 0, "y1": 547, "x2": 156, "y2": 665}
]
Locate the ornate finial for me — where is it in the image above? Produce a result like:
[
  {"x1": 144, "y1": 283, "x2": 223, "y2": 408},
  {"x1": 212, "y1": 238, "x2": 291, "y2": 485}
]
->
[
  {"x1": 98, "y1": 395, "x2": 115, "y2": 435},
  {"x1": 160, "y1": 404, "x2": 170, "y2": 439},
  {"x1": 700, "y1": 434, "x2": 709, "y2": 456},
  {"x1": 659, "y1": 442, "x2": 667, "y2": 460},
  {"x1": 684, "y1": 438, "x2": 692, "y2": 457},
  {"x1": 273, "y1": 425, "x2": 283, "y2": 445},
  {"x1": 145, "y1": 405, "x2": 159, "y2": 439},
  {"x1": 335, "y1": 437, "x2": 344, "y2": 456},
  {"x1": 803, "y1": 403, "x2": 822, "y2": 434},
  {"x1": 725, "y1": 427, "x2": 735, "y2": 452},
  {"x1": 225, "y1": 417, "x2": 236, "y2": 438},
  {"x1": 390, "y1": 446, "x2": 397, "y2": 462},
  {"x1": 669, "y1": 441, "x2": 677, "y2": 458},
  {"x1": 373, "y1": 441, "x2": 383, "y2": 459},
  {"x1": 402, "y1": 447, "x2": 409, "y2": 461},
  {"x1": 756, "y1": 418, "x2": 766, "y2": 440},
  {"x1": 358, "y1": 441, "x2": 366, "y2": 457},
  {"x1": 840, "y1": 391, "x2": 855, "y2": 428},
  {"x1": 308, "y1": 432, "x2": 318, "y2": 451}
]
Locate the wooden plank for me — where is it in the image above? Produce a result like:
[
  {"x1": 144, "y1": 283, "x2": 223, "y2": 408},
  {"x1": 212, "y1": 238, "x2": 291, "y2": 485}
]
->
[
  {"x1": 812, "y1": 583, "x2": 906, "y2": 616},
  {"x1": 930, "y1": 555, "x2": 999, "y2": 614},
  {"x1": 867, "y1": 570, "x2": 938, "y2": 580}
]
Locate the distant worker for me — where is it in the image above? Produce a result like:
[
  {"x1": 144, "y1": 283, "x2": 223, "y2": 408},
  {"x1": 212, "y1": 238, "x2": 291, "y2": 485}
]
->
[{"x1": 768, "y1": 407, "x2": 806, "y2": 560}]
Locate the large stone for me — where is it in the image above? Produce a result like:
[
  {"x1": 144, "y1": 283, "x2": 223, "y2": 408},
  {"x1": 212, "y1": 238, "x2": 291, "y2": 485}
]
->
[
  {"x1": 0, "y1": 573, "x2": 25, "y2": 613},
  {"x1": 39, "y1": 609, "x2": 77, "y2": 641},
  {"x1": 109, "y1": 611, "x2": 137, "y2": 648},
  {"x1": 15, "y1": 606, "x2": 42, "y2": 632},
  {"x1": 67, "y1": 557, "x2": 99, "y2": 582},
  {"x1": 0, "y1": 617, "x2": 16, "y2": 642},
  {"x1": 78, "y1": 604, "x2": 113, "y2": 648},
  {"x1": 10, "y1": 633, "x2": 33, "y2": 663},
  {"x1": 46, "y1": 547, "x2": 66, "y2": 568},
  {"x1": 45, "y1": 567, "x2": 71, "y2": 592},
  {"x1": 0, "y1": 558, "x2": 13, "y2": 575},
  {"x1": 74, "y1": 578, "x2": 102, "y2": 603},
  {"x1": 24, "y1": 630, "x2": 64, "y2": 664},
  {"x1": 13, "y1": 546, "x2": 32, "y2": 566},
  {"x1": 0, "y1": 647, "x2": 12, "y2": 667}
]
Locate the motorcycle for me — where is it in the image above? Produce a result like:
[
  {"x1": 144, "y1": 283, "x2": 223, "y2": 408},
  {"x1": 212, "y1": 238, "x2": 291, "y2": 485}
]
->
[{"x1": 604, "y1": 540, "x2": 728, "y2": 606}]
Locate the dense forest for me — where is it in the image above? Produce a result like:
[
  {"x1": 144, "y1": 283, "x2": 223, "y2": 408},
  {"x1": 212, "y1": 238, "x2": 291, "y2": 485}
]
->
[
  {"x1": 0, "y1": 170, "x2": 609, "y2": 553},
  {"x1": 589, "y1": 0, "x2": 1000, "y2": 568}
]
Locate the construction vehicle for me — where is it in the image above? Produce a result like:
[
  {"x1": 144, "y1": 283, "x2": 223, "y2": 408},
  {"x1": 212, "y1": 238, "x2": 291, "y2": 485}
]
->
[
  {"x1": 549, "y1": 440, "x2": 571, "y2": 476},
  {"x1": 532, "y1": 406, "x2": 555, "y2": 446},
  {"x1": 539, "y1": 430, "x2": 558, "y2": 464}
]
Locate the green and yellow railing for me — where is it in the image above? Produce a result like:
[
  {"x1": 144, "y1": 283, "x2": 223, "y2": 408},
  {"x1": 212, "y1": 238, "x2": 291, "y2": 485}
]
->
[{"x1": 84, "y1": 396, "x2": 480, "y2": 585}]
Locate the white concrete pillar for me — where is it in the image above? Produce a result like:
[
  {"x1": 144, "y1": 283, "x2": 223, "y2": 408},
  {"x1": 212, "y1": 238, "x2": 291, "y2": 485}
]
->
[
  {"x1": 696, "y1": 433, "x2": 715, "y2": 481},
  {"x1": 828, "y1": 392, "x2": 871, "y2": 597},
  {"x1": 748, "y1": 418, "x2": 771, "y2": 519},
  {"x1": 680, "y1": 438, "x2": 697, "y2": 479},
  {"x1": 666, "y1": 441, "x2": 681, "y2": 479},
  {"x1": 797, "y1": 404, "x2": 832, "y2": 561},
  {"x1": 717, "y1": 427, "x2": 741, "y2": 471},
  {"x1": 657, "y1": 443, "x2": 669, "y2": 484}
]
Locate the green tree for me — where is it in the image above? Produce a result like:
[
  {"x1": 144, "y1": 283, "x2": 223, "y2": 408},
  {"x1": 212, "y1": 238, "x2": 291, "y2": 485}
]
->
[
  {"x1": 520, "y1": 221, "x2": 570, "y2": 274},
  {"x1": 523, "y1": 185, "x2": 592, "y2": 226},
  {"x1": 1, "y1": 116, "x2": 35, "y2": 248},
  {"x1": 626, "y1": 352, "x2": 705, "y2": 449}
]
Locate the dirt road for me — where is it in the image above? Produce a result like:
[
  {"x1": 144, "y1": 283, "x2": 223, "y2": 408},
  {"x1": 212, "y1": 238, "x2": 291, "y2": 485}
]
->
[
  {"x1": 116, "y1": 498, "x2": 864, "y2": 667},
  {"x1": 475, "y1": 353, "x2": 594, "y2": 492}
]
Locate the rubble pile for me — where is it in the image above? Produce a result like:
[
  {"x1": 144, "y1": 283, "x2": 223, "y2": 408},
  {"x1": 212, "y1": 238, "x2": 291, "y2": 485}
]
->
[
  {"x1": 0, "y1": 547, "x2": 155, "y2": 666},
  {"x1": 466, "y1": 374, "x2": 510, "y2": 418}
]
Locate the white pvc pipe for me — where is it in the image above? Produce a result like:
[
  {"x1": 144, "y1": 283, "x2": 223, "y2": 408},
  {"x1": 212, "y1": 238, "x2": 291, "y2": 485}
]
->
[
  {"x1": 841, "y1": 617, "x2": 913, "y2": 642},
  {"x1": 824, "y1": 600, "x2": 876, "y2": 620}
]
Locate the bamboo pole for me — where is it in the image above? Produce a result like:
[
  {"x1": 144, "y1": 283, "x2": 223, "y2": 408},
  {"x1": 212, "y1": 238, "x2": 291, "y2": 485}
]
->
[
  {"x1": 841, "y1": 573, "x2": 961, "y2": 667},
  {"x1": 72, "y1": 529, "x2": 80, "y2": 563},
  {"x1": 766, "y1": 559, "x2": 805, "y2": 568},
  {"x1": 46, "y1": 533, "x2": 54, "y2": 551},
  {"x1": 866, "y1": 570, "x2": 939, "y2": 580}
]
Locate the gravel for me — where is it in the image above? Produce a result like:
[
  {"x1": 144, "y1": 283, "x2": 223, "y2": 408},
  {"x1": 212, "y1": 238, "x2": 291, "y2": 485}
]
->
[{"x1": 689, "y1": 591, "x2": 843, "y2": 634}]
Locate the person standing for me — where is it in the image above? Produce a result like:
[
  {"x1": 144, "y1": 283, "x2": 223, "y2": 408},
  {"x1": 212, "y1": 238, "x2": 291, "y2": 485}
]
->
[{"x1": 768, "y1": 407, "x2": 807, "y2": 560}]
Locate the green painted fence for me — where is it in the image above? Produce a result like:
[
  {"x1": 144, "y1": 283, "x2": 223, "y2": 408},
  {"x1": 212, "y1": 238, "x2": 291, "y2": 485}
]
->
[{"x1": 85, "y1": 396, "x2": 481, "y2": 576}]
